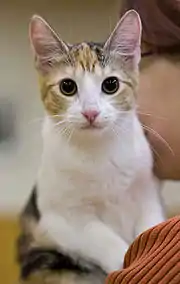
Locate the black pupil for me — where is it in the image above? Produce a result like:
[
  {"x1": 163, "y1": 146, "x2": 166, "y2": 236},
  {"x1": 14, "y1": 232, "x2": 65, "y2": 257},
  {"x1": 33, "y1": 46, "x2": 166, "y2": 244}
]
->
[
  {"x1": 103, "y1": 77, "x2": 119, "y2": 94},
  {"x1": 61, "y1": 79, "x2": 76, "y2": 95}
]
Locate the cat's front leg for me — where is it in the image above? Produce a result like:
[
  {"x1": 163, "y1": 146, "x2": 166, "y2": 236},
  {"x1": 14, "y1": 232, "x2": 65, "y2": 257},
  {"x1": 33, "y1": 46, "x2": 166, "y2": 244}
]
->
[
  {"x1": 36, "y1": 213, "x2": 129, "y2": 273},
  {"x1": 135, "y1": 176, "x2": 165, "y2": 237},
  {"x1": 80, "y1": 220, "x2": 129, "y2": 273}
]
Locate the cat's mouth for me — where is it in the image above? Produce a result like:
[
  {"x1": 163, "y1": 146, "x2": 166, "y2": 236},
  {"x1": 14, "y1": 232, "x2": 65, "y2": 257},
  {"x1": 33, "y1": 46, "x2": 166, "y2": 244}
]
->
[
  {"x1": 80, "y1": 123, "x2": 104, "y2": 130},
  {"x1": 81, "y1": 124, "x2": 103, "y2": 130}
]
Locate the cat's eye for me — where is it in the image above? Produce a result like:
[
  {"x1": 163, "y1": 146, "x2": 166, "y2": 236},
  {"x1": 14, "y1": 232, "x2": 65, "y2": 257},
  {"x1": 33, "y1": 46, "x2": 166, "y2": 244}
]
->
[
  {"x1": 59, "y1": 79, "x2": 77, "y2": 96},
  {"x1": 102, "y1": 76, "x2": 119, "y2": 95}
]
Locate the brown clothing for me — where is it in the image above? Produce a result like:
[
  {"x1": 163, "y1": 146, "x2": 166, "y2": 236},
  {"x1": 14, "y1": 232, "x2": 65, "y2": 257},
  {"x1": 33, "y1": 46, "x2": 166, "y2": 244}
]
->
[
  {"x1": 106, "y1": 216, "x2": 180, "y2": 284},
  {"x1": 120, "y1": 0, "x2": 180, "y2": 53}
]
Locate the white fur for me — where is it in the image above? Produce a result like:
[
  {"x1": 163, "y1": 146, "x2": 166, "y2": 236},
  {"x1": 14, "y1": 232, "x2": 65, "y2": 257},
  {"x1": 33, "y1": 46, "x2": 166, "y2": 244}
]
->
[{"x1": 35, "y1": 111, "x2": 165, "y2": 273}]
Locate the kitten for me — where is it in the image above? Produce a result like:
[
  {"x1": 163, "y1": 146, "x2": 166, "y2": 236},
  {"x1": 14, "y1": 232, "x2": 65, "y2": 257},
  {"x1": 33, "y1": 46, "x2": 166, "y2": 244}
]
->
[{"x1": 17, "y1": 10, "x2": 165, "y2": 284}]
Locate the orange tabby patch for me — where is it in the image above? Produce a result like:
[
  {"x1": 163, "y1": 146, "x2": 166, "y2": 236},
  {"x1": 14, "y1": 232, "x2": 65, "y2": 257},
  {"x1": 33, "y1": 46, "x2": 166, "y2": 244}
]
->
[{"x1": 71, "y1": 43, "x2": 99, "y2": 72}]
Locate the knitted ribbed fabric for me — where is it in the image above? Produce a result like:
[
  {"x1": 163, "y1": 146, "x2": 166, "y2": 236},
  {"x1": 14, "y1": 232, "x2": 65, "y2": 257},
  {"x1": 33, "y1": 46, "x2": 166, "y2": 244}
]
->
[{"x1": 106, "y1": 216, "x2": 180, "y2": 284}]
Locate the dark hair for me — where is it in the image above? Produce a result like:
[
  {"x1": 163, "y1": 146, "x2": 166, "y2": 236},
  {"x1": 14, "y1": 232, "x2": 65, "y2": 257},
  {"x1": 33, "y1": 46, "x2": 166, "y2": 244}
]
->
[{"x1": 120, "y1": 0, "x2": 180, "y2": 52}]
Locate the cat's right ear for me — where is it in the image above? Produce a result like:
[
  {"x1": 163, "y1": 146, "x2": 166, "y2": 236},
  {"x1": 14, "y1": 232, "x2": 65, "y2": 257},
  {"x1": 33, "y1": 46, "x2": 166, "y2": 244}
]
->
[{"x1": 29, "y1": 15, "x2": 69, "y2": 72}]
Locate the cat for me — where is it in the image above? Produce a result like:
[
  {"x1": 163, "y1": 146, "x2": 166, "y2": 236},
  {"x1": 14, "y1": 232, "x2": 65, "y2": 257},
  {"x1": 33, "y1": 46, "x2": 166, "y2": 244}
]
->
[{"x1": 16, "y1": 10, "x2": 165, "y2": 284}]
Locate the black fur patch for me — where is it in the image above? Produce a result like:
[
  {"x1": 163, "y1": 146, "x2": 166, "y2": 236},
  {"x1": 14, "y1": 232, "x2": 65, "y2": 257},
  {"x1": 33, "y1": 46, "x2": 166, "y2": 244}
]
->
[
  {"x1": 70, "y1": 41, "x2": 105, "y2": 64},
  {"x1": 23, "y1": 186, "x2": 40, "y2": 220},
  {"x1": 20, "y1": 248, "x2": 106, "y2": 280},
  {"x1": 87, "y1": 42, "x2": 105, "y2": 63}
]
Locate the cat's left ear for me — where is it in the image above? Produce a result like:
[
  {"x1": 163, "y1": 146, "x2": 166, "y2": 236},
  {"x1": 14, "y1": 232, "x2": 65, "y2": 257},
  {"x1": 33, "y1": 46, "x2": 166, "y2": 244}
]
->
[{"x1": 104, "y1": 10, "x2": 142, "y2": 67}]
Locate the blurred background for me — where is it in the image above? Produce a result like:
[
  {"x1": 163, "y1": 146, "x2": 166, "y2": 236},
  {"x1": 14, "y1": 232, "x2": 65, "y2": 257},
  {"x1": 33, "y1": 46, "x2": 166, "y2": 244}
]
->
[{"x1": 0, "y1": 1, "x2": 179, "y2": 283}]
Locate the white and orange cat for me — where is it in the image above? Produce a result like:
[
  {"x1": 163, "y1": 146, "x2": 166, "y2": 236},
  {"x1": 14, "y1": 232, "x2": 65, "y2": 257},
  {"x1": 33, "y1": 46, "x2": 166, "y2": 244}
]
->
[{"x1": 17, "y1": 10, "x2": 165, "y2": 284}]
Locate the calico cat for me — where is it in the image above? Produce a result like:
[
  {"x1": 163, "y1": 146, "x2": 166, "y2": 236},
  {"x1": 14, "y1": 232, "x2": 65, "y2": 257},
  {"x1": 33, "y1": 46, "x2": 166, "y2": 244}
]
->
[{"x1": 17, "y1": 10, "x2": 165, "y2": 284}]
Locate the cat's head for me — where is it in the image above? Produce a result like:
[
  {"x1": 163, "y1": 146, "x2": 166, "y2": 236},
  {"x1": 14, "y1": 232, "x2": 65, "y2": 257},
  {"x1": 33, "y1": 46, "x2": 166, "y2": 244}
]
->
[{"x1": 29, "y1": 10, "x2": 141, "y2": 140}]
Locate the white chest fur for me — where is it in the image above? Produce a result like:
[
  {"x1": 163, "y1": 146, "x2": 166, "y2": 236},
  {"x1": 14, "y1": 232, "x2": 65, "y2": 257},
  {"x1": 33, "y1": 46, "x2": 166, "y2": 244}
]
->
[{"x1": 36, "y1": 115, "x2": 164, "y2": 272}]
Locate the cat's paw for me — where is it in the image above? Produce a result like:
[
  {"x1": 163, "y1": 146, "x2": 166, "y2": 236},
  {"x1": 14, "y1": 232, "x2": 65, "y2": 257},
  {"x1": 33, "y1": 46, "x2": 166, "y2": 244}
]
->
[
  {"x1": 102, "y1": 244, "x2": 126, "y2": 273},
  {"x1": 83, "y1": 221, "x2": 128, "y2": 273}
]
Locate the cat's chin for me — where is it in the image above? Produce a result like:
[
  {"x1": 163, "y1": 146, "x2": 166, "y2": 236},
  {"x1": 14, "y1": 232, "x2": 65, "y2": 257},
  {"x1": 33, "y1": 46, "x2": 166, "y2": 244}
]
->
[{"x1": 72, "y1": 124, "x2": 111, "y2": 144}]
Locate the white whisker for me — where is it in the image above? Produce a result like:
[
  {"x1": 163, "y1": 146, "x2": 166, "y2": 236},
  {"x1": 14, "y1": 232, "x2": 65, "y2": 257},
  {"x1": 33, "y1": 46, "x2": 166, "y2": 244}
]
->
[
  {"x1": 142, "y1": 124, "x2": 174, "y2": 156},
  {"x1": 57, "y1": 127, "x2": 67, "y2": 136},
  {"x1": 111, "y1": 126, "x2": 119, "y2": 137},
  {"x1": 54, "y1": 120, "x2": 67, "y2": 127},
  {"x1": 67, "y1": 127, "x2": 74, "y2": 144},
  {"x1": 149, "y1": 143, "x2": 163, "y2": 165},
  {"x1": 112, "y1": 120, "x2": 130, "y2": 137},
  {"x1": 136, "y1": 111, "x2": 167, "y2": 120},
  {"x1": 49, "y1": 114, "x2": 65, "y2": 118}
]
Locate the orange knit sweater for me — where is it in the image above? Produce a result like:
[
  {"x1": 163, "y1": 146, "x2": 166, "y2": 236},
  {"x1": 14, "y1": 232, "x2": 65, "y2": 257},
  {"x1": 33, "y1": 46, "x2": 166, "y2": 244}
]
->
[{"x1": 106, "y1": 216, "x2": 180, "y2": 284}]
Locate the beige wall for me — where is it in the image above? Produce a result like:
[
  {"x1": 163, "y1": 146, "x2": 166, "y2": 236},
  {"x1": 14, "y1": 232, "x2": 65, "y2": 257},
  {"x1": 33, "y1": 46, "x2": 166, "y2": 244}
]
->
[{"x1": 0, "y1": 0, "x2": 179, "y2": 216}]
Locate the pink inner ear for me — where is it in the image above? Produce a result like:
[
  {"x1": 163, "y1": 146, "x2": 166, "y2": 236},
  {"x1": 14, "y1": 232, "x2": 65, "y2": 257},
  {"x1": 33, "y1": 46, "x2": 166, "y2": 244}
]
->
[
  {"x1": 30, "y1": 29, "x2": 45, "y2": 55},
  {"x1": 29, "y1": 16, "x2": 59, "y2": 57},
  {"x1": 105, "y1": 10, "x2": 142, "y2": 56},
  {"x1": 29, "y1": 16, "x2": 69, "y2": 62},
  {"x1": 30, "y1": 19, "x2": 43, "y2": 38}
]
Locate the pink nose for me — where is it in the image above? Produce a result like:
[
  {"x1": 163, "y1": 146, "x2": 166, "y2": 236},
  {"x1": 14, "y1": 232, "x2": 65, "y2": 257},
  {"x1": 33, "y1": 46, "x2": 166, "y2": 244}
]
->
[{"x1": 82, "y1": 110, "x2": 99, "y2": 124}]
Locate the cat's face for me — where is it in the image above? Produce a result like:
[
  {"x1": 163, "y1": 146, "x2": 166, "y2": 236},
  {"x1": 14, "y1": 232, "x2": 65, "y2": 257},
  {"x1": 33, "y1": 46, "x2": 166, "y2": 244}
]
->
[{"x1": 29, "y1": 11, "x2": 141, "y2": 137}]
